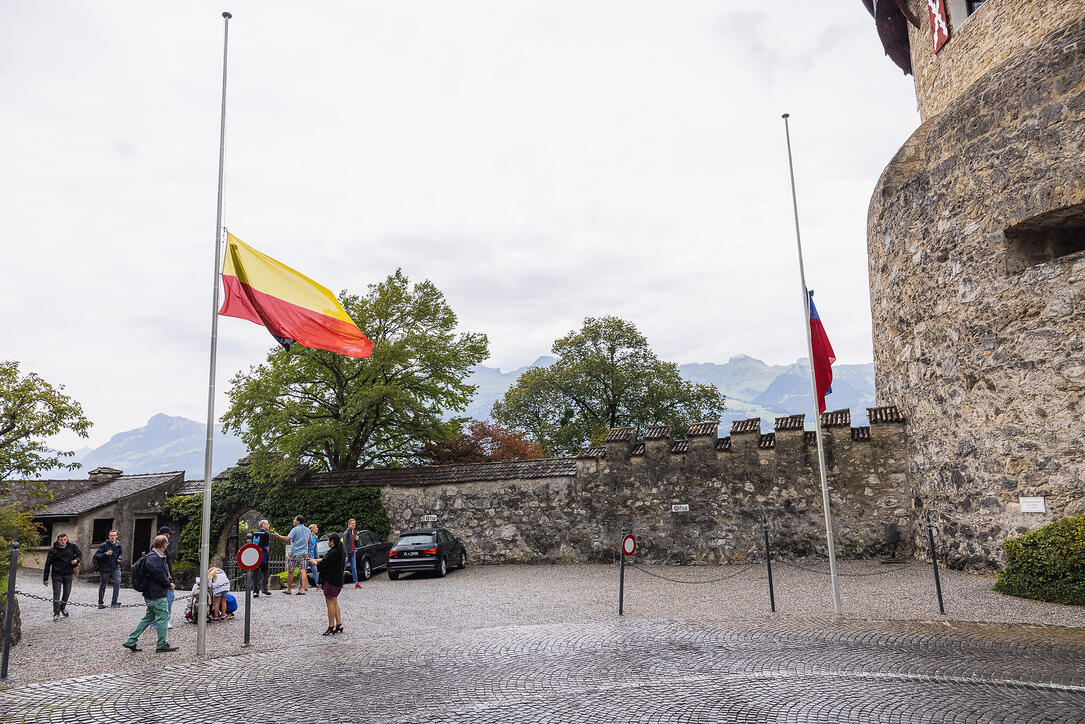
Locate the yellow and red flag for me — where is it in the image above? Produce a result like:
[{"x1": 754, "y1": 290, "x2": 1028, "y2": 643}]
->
[{"x1": 218, "y1": 233, "x2": 374, "y2": 359}]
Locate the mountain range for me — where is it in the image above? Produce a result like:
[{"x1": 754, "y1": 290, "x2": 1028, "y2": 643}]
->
[{"x1": 46, "y1": 355, "x2": 874, "y2": 478}]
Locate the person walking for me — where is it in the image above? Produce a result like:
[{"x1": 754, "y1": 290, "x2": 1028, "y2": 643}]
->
[
  {"x1": 310, "y1": 532, "x2": 345, "y2": 635},
  {"x1": 251, "y1": 519, "x2": 272, "y2": 596},
  {"x1": 343, "y1": 518, "x2": 361, "y2": 588},
  {"x1": 122, "y1": 535, "x2": 178, "y2": 653},
  {"x1": 149, "y1": 526, "x2": 175, "y2": 631},
  {"x1": 273, "y1": 515, "x2": 310, "y2": 595},
  {"x1": 42, "y1": 533, "x2": 82, "y2": 621},
  {"x1": 93, "y1": 529, "x2": 123, "y2": 609},
  {"x1": 307, "y1": 524, "x2": 320, "y2": 587}
]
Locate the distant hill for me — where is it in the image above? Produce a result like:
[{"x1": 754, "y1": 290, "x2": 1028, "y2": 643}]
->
[
  {"x1": 46, "y1": 355, "x2": 874, "y2": 478},
  {"x1": 462, "y1": 356, "x2": 555, "y2": 420},
  {"x1": 46, "y1": 413, "x2": 248, "y2": 480},
  {"x1": 470, "y1": 354, "x2": 875, "y2": 431}
]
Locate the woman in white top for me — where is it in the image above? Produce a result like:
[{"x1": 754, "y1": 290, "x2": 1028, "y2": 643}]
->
[{"x1": 208, "y1": 567, "x2": 230, "y2": 620}]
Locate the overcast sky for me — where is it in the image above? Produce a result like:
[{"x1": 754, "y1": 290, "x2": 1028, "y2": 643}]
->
[{"x1": 2, "y1": 1, "x2": 919, "y2": 450}]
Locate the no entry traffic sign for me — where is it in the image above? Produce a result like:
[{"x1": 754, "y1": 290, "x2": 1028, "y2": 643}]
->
[
  {"x1": 236, "y1": 543, "x2": 264, "y2": 571},
  {"x1": 622, "y1": 534, "x2": 636, "y2": 557}
]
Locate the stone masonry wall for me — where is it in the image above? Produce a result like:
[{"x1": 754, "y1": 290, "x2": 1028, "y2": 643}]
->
[
  {"x1": 868, "y1": 15, "x2": 1085, "y2": 569},
  {"x1": 373, "y1": 413, "x2": 912, "y2": 565},
  {"x1": 903, "y1": 0, "x2": 1085, "y2": 121}
]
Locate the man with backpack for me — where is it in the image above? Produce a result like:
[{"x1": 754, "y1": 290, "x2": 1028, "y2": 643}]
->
[
  {"x1": 93, "y1": 529, "x2": 123, "y2": 609},
  {"x1": 251, "y1": 519, "x2": 272, "y2": 597},
  {"x1": 122, "y1": 535, "x2": 178, "y2": 653}
]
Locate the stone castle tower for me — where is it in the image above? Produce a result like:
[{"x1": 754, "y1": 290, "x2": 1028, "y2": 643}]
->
[{"x1": 863, "y1": 0, "x2": 1084, "y2": 567}]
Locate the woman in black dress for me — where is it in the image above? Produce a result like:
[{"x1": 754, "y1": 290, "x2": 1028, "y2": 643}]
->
[{"x1": 310, "y1": 531, "x2": 345, "y2": 635}]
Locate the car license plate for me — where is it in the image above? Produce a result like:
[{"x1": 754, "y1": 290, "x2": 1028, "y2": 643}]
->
[{"x1": 404, "y1": 551, "x2": 418, "y2": 557}]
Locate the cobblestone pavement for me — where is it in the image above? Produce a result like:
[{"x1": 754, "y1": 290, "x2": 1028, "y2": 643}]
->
[
  {"x1": 1, "y1": 617, "x2": 1083, "y2": 723},
  {"x1": 3, "y1": 563, "x2": 1084, "y2": 722}
]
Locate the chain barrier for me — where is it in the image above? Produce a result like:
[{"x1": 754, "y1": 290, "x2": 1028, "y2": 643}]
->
[
  {"x1": 774, "y1": 559, "x2": 924, "y2": 577},
  {"x1": 11, "y1": 573, "x2": 248, "y2": 610},
  {"x1": 626, "y1": 563, "x2": 758, "y2": 585}
]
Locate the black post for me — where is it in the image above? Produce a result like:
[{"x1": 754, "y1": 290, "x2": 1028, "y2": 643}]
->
[
  {"x1": 762, "y1": 518, "x2": 776, "y2": 613},
  {"x1": 926, "y1": 513, "x2": 945, "y2": 615},
  {"x1": 618, "y1": 526, "x2": 626, "y2": 617},
  {"x1": 243, "y1": 532, "x2": 252, "y2": 646},
  {"x1": 2, "y1": 528, "x2": 20, "y2": 681}
]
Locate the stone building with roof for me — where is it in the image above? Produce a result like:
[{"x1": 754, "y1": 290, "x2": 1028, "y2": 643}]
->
[
  {"x1": 24, "y1": 467, "x2": 184, "y2": 571},
  {"x1": 862, "y1": 0, "x2": 1085, "y2": 566}
]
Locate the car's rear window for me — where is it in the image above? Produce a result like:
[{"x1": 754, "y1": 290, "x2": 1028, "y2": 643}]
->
[{"x1": 397, "y1": 534, "x2": 435, "y2": 545}]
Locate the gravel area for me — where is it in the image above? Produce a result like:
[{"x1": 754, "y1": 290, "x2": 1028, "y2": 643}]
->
[{"x1": 3, "y1": 560, "x2": 1082, "y2": 687}]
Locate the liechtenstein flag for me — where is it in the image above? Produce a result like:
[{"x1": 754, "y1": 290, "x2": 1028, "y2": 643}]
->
[{"x1": 808, "y1": 290, "x2": 836, "y2": 414}]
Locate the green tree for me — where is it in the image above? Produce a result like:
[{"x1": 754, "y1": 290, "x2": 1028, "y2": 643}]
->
[
  {"x1": 0, "y1": 360, "x2": 92, "y2": 489},
  {"x1": 222, "y1": 270, "x2": 489, "y2": 473},
  {"x1": 492, "y1": 316, "x2": 725, "y2": 456}
]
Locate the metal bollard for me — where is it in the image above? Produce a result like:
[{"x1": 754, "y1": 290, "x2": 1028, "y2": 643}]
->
[
  {"x1": 926, "y1": 512, "x2": 946, "y2": 615},
  {"x1": 618, "y1": 526, "x2": 626, "y2": 617},
  {"x1": 244, "y1": 532, "x2": 252, "y2": 646},
  {"x1": 762, "y1": 518, "x2": 776, "y2": 613},
  {"x1": 2, "y1": 528, "x2": 20, "y2": 681}
]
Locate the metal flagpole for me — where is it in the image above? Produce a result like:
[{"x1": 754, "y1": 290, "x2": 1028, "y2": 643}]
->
[
  {"x1": 198, "y1": 10, "x2": 232, "y2": 659},
  {"x1": 781, "y1": 112, "x2": 842, "y2": 616}
]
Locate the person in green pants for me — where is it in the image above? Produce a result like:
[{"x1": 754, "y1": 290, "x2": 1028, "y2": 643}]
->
[{"x1": 122, "y1": 535, "x2": 178, "y2": 653}]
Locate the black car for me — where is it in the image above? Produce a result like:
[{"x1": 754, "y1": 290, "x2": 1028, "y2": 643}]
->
[
  {"x1": 351, "y1": 528, "x2": 393, "y2": 581},
  {"x1": 306, "y1": 529, "x2": 392, "y2": 585},
  {"x1": 387, "y1": 528, "x2": 466, "y2": 579}
]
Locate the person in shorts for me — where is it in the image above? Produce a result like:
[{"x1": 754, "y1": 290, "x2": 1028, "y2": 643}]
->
[
  {"x1": 273, "y1": 515, "x2": 311, "y2": 595},
  {"x1": 310, "y1": 532, "x2": 344, "y2": 635},
  {"x1": 208, "y1": 566, "x2": 230, "y2": 620}
]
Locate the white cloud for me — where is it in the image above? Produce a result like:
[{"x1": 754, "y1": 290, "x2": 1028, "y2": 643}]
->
[{"x1": 1, "y1": 0, "x2": 918, "y2": 449}]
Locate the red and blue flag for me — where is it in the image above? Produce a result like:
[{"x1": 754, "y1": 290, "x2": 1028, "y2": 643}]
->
[{"x1": 808, "y1": 290, "x2": 835, "y2": 414}]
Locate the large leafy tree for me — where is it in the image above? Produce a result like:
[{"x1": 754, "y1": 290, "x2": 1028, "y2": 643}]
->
[
  {"x1": 222, "y1": 270, "x2": 488, "y2": 473},
  {"x1": 0, "y1": 360, "x2": 92, "y2": 489},
  {"x1": 492, "y1": 316, "x2": 725, "y2": 456},
  {"x1": 418, "y1": 419, "x2": 543, "y2": 465}
]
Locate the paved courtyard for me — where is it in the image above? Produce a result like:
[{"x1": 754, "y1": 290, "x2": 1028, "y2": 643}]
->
[{"x1": 2, "y1": 562, "x2": 1084, "y2": 722}]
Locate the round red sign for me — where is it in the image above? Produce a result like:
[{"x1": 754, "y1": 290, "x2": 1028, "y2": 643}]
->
[
  {"x1": 236, "y1": 543, "x2": 264, "y2": 571},
  {"x1": 622, "y1": 534, "x2": 636, "y2": 557}
]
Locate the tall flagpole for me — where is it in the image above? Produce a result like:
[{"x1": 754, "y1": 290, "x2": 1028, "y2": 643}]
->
[
  {"x1": 781, "y1": 113, "x2": 842, "y2": 616},
  {"x1": 198, "y1": 10, "x2": 232, "y2": 659}
]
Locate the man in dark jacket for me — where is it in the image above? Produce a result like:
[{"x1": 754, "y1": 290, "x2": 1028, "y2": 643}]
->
[
  {"x1": 122, "y1": 535, "x2": 177, "y2": 653},
  {"x1": 93, "y1": 529, "x2": 123, "y2": 609},
  {"x1": 251, "y1": 519, "x2": 272, "y2": 597},
  {"x1": 42, "y1": 533, "x2": 82, "y2": 621}
]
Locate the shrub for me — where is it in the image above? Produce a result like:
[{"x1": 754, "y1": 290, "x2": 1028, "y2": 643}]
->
[{"x1": 993, "y1": 516, "x2": 1085, "y2": 606}]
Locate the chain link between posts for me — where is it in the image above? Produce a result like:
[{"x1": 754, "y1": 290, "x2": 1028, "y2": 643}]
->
[
  {"x1": 774, "y1": 559, "x2": 924, "y2": 577},
  {"x1": 626, "y1": 563, "x2": 758, "y2": 585},
  {"x1": 12, "y1": 573, "x2": 248, "y2": 609}
]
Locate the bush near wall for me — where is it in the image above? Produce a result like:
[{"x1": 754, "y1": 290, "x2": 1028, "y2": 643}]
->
[
  {"x1": 164, "y1": 466, "x2": 389, "y2": 569},
  {"x1": 993, "y1": 516, "x2": 1085, "y2": 606}
]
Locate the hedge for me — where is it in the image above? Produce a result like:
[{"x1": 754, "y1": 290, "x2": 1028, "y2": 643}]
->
[
  {"x1": 993, "y1": 515, "x2": 1085, "y2": 606},
  {"x1": 164, "y1": 465, "x2": 389, "y2": 569}
]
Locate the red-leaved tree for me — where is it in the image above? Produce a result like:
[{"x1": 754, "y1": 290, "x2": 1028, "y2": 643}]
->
[{"x1": 419, "y1": 420, "x2": 543, "y2": 465}]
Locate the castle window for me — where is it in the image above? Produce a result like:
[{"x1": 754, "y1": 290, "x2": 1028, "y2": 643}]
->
[
  {"x1": 1005, "y1": 202, "x2": 1085, "y2": 273},
  {"x1": 947, "y1": 0, "x2": 987, "y2": 27}
]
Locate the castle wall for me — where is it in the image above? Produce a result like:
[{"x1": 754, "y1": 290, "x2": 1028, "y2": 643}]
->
[
  {"x1": 903, "y1": 0, "x2": 1085, "y2": 120},
  {"x1": 868, "y1": 15, "x2": 1085, "y2": 568},
  {"x1": 369, "y1": 414, "x2": 912, "y2": 565}
]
